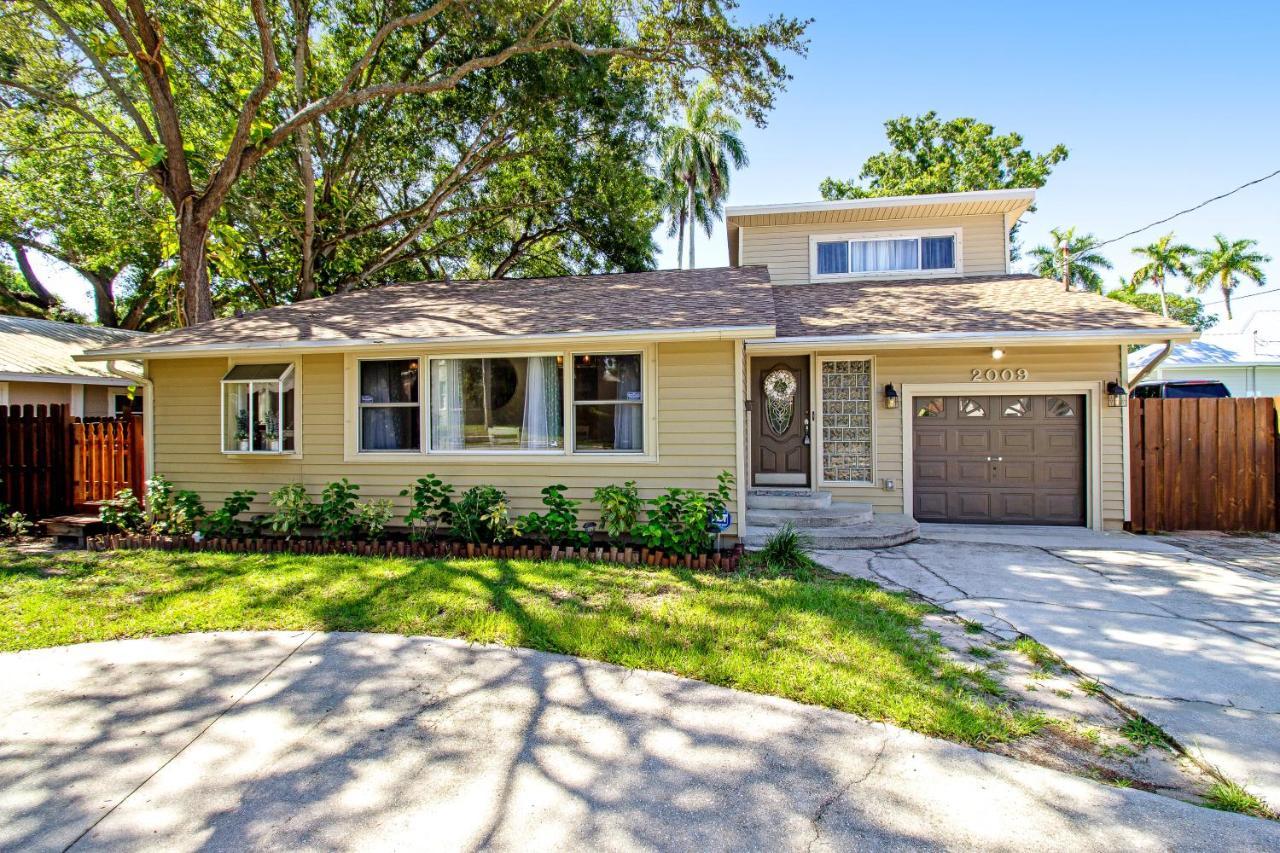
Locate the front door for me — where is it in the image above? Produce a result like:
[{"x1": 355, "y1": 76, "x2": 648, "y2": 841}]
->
[{"x1": 752, "y1": 357, "x2": 810, "y2": 486}]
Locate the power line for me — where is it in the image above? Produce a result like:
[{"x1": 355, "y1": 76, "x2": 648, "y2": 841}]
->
[
  {"x1": 1068, "y1": 167, "x2": 1280, "y2": 260},
  {"x1": 1197, "y1": 284, "x2": 1280, "y2": 306}
]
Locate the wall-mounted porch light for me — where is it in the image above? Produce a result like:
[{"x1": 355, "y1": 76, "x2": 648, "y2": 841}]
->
[
  {"x1": 1106, "y1": 381, "x2": 1127, "y2": 407},
  {"x1": 884, "y1": 383, "x2": 899, "y2": 409},
  {"x1": 991, "y1": 347, "x2": 1005, "y2": 360}
]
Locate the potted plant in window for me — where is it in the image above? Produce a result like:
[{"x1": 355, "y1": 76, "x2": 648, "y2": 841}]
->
[
  {"x1": 264, "y1": 412, "x2": 280, "y2": 451},
  {"x1": 235, "y1": 410, "x2": 250, "y2": 451}
]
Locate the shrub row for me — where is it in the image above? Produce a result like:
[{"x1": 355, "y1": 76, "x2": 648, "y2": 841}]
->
[{"x1": 99, "y1": 472, "x2": 737, "y2": 558}]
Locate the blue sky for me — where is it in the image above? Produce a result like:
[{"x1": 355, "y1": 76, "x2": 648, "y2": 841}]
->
[
  {"x1": 654, "y1": 0, "x2": 1280, "y2": 332},
  {"x1": 30, "y1": 1, "x2": 1280, "y2": 331}
]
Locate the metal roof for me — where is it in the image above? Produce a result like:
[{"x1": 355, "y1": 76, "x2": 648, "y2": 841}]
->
[
  {"x1": 1129, "y1": 312, "x2": 1280, "y2": 371},
  {"x1": 0, "y1": 316, "x2": 144, "y2": 382}
]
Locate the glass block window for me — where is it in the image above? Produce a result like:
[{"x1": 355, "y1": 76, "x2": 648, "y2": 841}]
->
[
  {"x1": 1001, "y1": 396, "x2": 1031, "y2": 418},
  {"x1": 1047, "y1": 396, "x2": 1077, "y2": 418},
  {"x1": 821, "y1": 359, "x2": 873, "y2": 483},
  {"x1": 915, "y1": 398, "x2": 944, "y2": 418}
]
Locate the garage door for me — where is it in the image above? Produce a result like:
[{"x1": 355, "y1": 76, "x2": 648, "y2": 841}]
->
[{"x1": 913, "y1": 394, "x2": 1085, "y2": 525}]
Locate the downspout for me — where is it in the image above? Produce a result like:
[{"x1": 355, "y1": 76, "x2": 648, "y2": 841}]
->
[
  {"x1": 1127, "y1": 340, "x2": 1175, "y2": 391},
  {"x1": 107, "y1": 360, "x2": 154, "y2": 481}
]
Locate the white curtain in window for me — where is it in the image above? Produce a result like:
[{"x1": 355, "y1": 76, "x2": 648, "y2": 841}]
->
[
  {"x1": 613, "y1": 357, "x2": 642, "y2": 450},
  {"x1": 850, "y1": 238, "x2": 919, "y2": 272},
  {"x1": 522, "y1": 356, "x2": 562, "y2": 449},
  {"x1": 431, "y1": 359, "x2": 464, "y2": 450}
]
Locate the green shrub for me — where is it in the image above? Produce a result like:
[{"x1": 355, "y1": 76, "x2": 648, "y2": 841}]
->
[
  {"x1": 267, "y1": 483, "x2": 313, "y2": 539},
  {"x1": 400, "y1": 475, "x2": 454, "y2": 541},
  {"x1": 201, "y1": 490, "x2": 257, "y2": 538},
  {"x1": 592, "y1": 481, "x2": 641, "y2": 545},
  {"x1": 2, "y1": 511, "x2": 32, "y2": 539},
  {"x1": 100, "y1": 488, "x2": 145, "y2": 533},
  {"x1": 742, "y1": 523, "x2": 819, "y2": 581},
  {"x1": 355, "y1": 498, "x2": 395, "y2": 540},
  {"x1": 636, "y1": 471, "x2": 734, "y2": 556},
  {"x1": 133, "y1": 475, "x2": 205, "y2": 535},
  {"x1": 451, "y1": 485, "x2": 512, "y2": 544},
  {"x1": 317, "y1": 479, "x2": 361, "y2": 540},
  {"x1": 517, "y1": 484, "x2": 589, "y2": 548}
]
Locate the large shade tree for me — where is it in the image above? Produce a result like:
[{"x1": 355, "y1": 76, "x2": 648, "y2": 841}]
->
[
  {"x1": 1193, "y1": 234, "x2": 1269, "y2": 320},
  {"x1": 659, "y1": 81, "x2": 746, "y2": 269},
  {"x1": 1027, "y1": 227, "x2": 1112, "y2": 293},
  {"x1": 4, "y1": 0, "x2": 807, "y2": 325},
  {"x1": 1129, "y1": 233, "x2": 1196, "y2": 318}
]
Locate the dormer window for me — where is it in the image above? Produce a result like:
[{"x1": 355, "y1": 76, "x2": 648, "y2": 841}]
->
[{"x1": 811, "y1": 229, "x2": 960, "y2": 280}]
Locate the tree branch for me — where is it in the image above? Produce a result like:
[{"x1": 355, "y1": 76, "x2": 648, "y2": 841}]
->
[{"x1": 0, "y1": 79, "x2": 145, "y2": 164}]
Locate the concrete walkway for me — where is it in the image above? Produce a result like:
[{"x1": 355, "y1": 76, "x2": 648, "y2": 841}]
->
[
  {"x1": 819, "y1": 525, "x2": 1280, "y2": 811},
  {"x1": 3, "y1": 633, "x2": 1276, "y2": 851}
]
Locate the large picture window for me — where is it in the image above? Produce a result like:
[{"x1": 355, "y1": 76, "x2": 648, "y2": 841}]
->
[
  {"x1": 359, "y1": 359, "x2": 420, "y2": 451},
  {"x1": 429, "y1": 355, "x2": 563, "y2": 451},
  {"x1": 573, "y1": 353, "x2": 644, "y2": 452},
  {"x1": 222, "y1": 363, "x2": 296, "y2": 454},
  {"x1": 814, "y1": 232, "x2": 958, "y2": 278}
]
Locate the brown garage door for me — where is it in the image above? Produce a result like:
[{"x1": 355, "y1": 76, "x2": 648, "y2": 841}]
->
[{"x1": 913, "y1": 394, "x2": 1085, "y2": 525}]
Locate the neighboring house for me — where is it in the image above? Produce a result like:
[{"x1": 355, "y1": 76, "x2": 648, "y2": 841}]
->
[
  {"x1": 0, "y1": 316, "x2": 145, "y2": 417},
  {"x1": 82, "y1": 188, "x2": 1195, "y2": 537},
  {"x1": 1129, "y1": 310, "x2": 1280, "y2": 397}
]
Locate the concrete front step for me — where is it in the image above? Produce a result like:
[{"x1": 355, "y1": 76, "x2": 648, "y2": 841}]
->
[
  {"x1": 746, "y1": 502, "x2": 874, "y2": 528},
  {"x1": 745, "y1": 489, "x2": 832, "y2": 511},
  {"x1": 743, "y1": 514, "x2": 920, "y2": 550}
]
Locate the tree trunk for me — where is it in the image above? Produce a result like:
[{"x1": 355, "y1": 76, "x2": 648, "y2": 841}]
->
[
  {"x1": 179, "y1": 213, "x2": 214, "y2": 325},
  {"x1": 8, "y1": 243, "x2": 56, "y2": 309},
  {"x1": 686, "y1": 181, "x2": 696, "y2": 269},
  {"x1": 675, "y1": 208, "x2": 686, "y2": 270},
  {"x1": 292, "y1": 0, "x2": 317, "y2": 301},
  {"x1": 1221, "y1": 274, "x2": 1234, "y2": 321},
  {"x1": 84, "y1": 270, "x2": 119, "y2": 327},
  {"x1": 1157, "y1": 273, "x2": 1168, "y2": 317}
]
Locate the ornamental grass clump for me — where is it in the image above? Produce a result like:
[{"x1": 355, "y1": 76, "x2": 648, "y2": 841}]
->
[{"x1": 742, "y1": 523, "x2": 820, "y2": 581}]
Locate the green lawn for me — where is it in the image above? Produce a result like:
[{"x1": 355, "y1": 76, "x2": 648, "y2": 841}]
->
[{"x1": 0, "y1": 548, "x2": 1041, "y2": 745}]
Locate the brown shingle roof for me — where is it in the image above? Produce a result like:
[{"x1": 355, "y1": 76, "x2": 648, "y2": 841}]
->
[
  {"x1": 84, "y1": 266, "x2": 776, "y2": 356},
  {"x1": 771, "y1": 274, "x2": 1193, "y2": 339}
]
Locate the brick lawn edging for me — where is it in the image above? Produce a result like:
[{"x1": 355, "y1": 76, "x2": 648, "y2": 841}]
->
[{"x1": 87, "y1": 534, "x2": 745, "y2": 571}]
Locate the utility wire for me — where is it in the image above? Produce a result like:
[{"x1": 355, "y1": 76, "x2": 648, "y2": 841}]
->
[
  {"x1": 1068, "y1": 167, "x2": 1280, "y2": 260},
  {"x1": 1196, "y1": 284, "x2": 1280, "y2": 306}
]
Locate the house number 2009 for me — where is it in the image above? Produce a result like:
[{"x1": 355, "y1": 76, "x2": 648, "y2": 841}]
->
[{"x1": 970, "y1": 368, "x2": 1028, "y2": 382}]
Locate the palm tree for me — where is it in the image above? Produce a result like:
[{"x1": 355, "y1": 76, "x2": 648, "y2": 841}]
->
[
  {"x1": 659, "y1": 82, "x2": 747, "y2": 269},
  {"x1": 1130, "y1": 233, "x2": 1196, "y2": 317},
  {"x1": 1193, "y1": 234, "x2": 1270, "y2": 320},
  {"x1": 1028, "y1": 226, "x2": 1113, "y2": 293}
]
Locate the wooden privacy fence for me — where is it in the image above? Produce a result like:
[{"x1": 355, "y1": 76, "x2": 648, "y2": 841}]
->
[
  {"x1": 0, "y1": 405, "x2": 144, "y2": 518},
  {"x1": 1129, "y1": 397, "x2": 1278, "y2": 533}
]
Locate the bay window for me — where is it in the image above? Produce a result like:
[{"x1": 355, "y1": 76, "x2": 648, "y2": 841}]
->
[
  {"x1": 813, "y1": 231, "x2": 958, "y2": 278},
  {"x1": 222, "y1": 363, "x2": 296, "y2": 454}
]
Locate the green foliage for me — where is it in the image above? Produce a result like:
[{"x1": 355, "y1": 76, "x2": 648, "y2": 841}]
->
[
  {"x1": 355, "y1": 499, "x2": 396, "y2": 541},
  {"x1": 1193, "y1": 234, "x2": 1271, "y2": 320},
  {"x1": 1106, "y1": 280, "x2": 1217, "y2": 333},
  {"x1": 592, "y1": 481, "x2": 642, "y2": 545},
  {"x1": 2, "y1": 511, "x2": 32, "y2": 539},
  {"x1": 201, "y1": 490, "x2": 258, "y2": 538},
  {"x1": 267, "y1": 484, "x2": 314, "y2": 539},
  {"x1": 741, "y1": 523, "x2": 819, "y2": 581},
  {"x1": 516, "y1": 485, "x2": 589, "y2": 548},
  {"x1": 317, "y1": 479, "x2": 361, "y2": 541},
  {"x1": 1128, "y1": 233, "x2": 1197, "y2": 318},
  {"x1": 636, "y1": 471, "x2": 734, "y2": 556},
  {"x1": 1120, "y1": 717, "x2": 1172, "y2": 750},
  {"x1": 138, "y1": 475, "x2": 205, "y2": 535},
  {"x1": 1204, "y1": 781, "x2": 1275, "y2": 818},
  {"x1": 99, "y1": 489, "x2": 144, "y2": 534},
  {"x1": 400, "y1": 476, "x2": 455, "y2": 542},
  {"x1": 1028, "y1": 226, "x2": 1113, "y2": 293},
  {"x1": 451, "y1": 485, "x2": 513, "y2": 545},
  {"x1": 820, "y1": 112, "x2": 1068, "y2": 200}
]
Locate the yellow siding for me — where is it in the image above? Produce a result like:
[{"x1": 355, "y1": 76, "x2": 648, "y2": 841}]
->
[
  {"x1": 148, "y1": 340, "x2": 742, "y2": 534},
  {"x1": 748, "y1": 345, "x2": 1127, "y2": 530},
  {"x1": 740, "y1": 214, "x2": 1007, "y2": 285}
]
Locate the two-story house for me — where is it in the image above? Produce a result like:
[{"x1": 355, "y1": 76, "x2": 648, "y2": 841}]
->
[{"x1": 82, "y1": 188, "x2": 1196, "y2": 542}]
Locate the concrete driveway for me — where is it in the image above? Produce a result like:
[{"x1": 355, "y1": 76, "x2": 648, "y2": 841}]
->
[
  {"x1": 819, "y1": 525, "x2": 1280, "y2": 812},
  {"x1": 4, "y1": 633, "x2": 1277, "y2": 851}
]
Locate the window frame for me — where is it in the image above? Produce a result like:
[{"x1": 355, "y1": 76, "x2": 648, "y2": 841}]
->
[
  {"x1": 356, "y1": 357, "x2": 424, "y2": 453},
  {"x1": 809, "y1": 227, "x2": 963, "y2": 283},
  {"x1": 816, "y1": 355, "x2": 877, "y2": 487},
  {"x1": 569, "y1": 350, "x2": 647, "y2": 455},
  {"x1": 219, "y1": 359, "x2": 301, "y2": 457},
  {"x1": 343, "y1": 345, "x2": 656, "y2": 462}
]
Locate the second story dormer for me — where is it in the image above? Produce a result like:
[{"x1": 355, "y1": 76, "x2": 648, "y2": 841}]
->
[{"x1": 726, "y1": 188, "x2": 1035, "y2": 285}]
